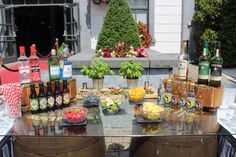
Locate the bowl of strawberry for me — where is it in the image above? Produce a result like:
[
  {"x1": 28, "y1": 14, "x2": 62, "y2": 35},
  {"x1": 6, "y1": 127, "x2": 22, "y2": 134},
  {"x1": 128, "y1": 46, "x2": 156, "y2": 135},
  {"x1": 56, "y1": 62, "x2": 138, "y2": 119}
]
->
[{"x1": 62, "y1": 107, "x2": 88, "y2": 124}]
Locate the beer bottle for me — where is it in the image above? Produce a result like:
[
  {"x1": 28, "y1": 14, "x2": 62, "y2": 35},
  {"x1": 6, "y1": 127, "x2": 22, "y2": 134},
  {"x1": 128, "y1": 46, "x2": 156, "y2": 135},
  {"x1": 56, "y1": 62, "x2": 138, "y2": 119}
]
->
[
  {"x1": 62, "y1": 80, "x2": 70, "y2": 107},
  {"x1": 171, "y1": 80, "x2": 180, "y2": 109},
  {"x1": 186, "y1": 83, "x2": 195, "y2": 112},
  {"x1": 198, "y1": 41, "x2": 211, "y2": 84},
  {"x1": 179, "y1": 81, "x2": 188, "y2": 108},
  {"x1": 54, "y1": 80, "x2": 62, "y2": 109},
  {"x1": 157, "y1": 79, "x2": 165, "y2": 105},
  {"x1": 163, "y1": 79, "x2": 172, "y2": 107},
  {"x1": 209, "y1": 41, "x2": 223, "y2": 87},
  {"x1": 29, "y1": 84, "x2": 39, "y2": 114},
  {"x1": 38, "y1": 82, "x2": 47, "y2": 112},
  {"x1": 46, "y1": 81, "x2": 54, "y2": 111}
]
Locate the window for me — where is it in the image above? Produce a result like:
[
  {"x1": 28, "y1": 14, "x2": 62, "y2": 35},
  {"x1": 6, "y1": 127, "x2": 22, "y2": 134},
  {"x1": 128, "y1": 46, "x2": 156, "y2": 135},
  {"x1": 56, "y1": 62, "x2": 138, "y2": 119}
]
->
[{"x1": 128, "y1": 0, "x2": 149, "y2": 25}]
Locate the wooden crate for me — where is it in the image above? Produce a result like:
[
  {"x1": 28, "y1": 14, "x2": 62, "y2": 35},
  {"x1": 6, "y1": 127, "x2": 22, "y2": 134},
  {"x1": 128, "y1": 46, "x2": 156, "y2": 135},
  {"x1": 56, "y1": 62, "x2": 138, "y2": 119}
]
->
[{"x1": 22, "y1": 79, "x2": 77, "y2": 108}]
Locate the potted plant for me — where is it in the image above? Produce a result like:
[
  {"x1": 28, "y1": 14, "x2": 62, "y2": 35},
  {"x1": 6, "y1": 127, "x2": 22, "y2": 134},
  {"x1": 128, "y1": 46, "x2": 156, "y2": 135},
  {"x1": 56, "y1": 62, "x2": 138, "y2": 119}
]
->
[
  {"x1": 119, "y1": 61, "x2": 144, "y2": 89},
  {"x1": 81, "y1": 60, "x2": 114, "y2": 89}
]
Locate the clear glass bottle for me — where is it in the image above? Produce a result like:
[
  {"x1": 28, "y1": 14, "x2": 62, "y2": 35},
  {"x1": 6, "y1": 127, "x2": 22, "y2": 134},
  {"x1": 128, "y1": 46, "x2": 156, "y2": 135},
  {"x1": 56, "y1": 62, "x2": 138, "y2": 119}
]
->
[
  {"x1": 62, "y1": 53, "x2": 72, "y2": 80},
  {"x1": 49, "y1": 49, "x2": 60, "y2": 81},
  {"x1": 157, "y1": 79, "x2": 165, "y2": 105},
  {"x1": 178, "y1": 41, "x2": 190, "y2": 81},
  {"x1": 163, "y1": 79, "x2": 172, "y2": 107},
  {"x1": 186, "y1": 83, "x2": 196, "y2": 112},
  {"x1": 29, "y1": 45, "x2": 41, "y2": 83},
  {"x1": 18, "y1": 46, "x2": 31, "y2": 84}
]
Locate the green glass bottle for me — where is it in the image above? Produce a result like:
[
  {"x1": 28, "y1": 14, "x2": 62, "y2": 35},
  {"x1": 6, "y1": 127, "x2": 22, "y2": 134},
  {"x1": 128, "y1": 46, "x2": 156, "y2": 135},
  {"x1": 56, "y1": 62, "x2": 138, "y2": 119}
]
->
[
  {"x1": 29, "y1": 84, "x2": 39, "y2": 114},
  {"x1": 198, "y1": 41, "x2": 211, "y2": 85},
  {"x1": 209, "y1": 41, "x2": 223, "y2": 87},
  {"x1": 48, "y1": 49, "x2": 60, "y2": 81},
  {"x1": 38, "y1": 82, "x2": 47, "y2": 112}
]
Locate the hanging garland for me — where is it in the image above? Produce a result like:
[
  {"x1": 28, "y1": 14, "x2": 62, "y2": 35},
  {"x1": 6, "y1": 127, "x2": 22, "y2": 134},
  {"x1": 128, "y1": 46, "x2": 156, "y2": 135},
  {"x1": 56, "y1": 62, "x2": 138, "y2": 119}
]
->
[{"x1": 93, "y1": 0, "x2": 110, "y2": 5}]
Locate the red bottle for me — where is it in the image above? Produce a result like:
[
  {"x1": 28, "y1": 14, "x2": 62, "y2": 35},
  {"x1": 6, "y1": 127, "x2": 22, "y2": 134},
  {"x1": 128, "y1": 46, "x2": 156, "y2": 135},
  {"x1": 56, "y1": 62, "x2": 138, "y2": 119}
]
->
[{"x1": 29, "y1": 45, "x2": 41, "y2": 83}]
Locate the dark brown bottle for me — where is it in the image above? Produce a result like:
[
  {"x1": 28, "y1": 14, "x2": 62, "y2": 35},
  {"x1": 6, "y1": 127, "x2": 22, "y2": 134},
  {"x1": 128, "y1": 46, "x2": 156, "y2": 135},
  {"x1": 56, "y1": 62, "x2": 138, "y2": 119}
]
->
[
  {"x1": 54, "y1": 80, "x2": 62, "y2": 109},
  {"x1": 46, "y1": 81, "x2": 54, "y2": 111},
  {"x1": 29, "y1": 84, "x2": 39, "y2": 114},
  {"x1": 62, "y1": 80, "x2": 70, "y2": 107},
  {"x1": 38, "y1": 82, "x2": 47, "y2": 112}
]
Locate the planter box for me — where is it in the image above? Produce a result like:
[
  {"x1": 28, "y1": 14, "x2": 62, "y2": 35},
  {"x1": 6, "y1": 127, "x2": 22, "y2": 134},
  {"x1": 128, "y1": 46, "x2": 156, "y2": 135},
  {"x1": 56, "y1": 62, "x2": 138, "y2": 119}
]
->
[{"x1": 22, "y1": 79, "x2": 77, "y2": 110}]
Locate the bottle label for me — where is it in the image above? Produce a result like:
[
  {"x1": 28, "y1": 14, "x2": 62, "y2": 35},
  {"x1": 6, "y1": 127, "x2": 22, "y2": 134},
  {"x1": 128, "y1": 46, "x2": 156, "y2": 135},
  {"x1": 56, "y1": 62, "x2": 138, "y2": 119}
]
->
[
  {"x1": 157, "y1": 92, "x2": 163, "y2": 104},
  {"x1": 39, "y1": 97, "x2": 47, "y2": 110},
  {"x1": 30, "y1": 99, "x2": 39, "y2": 111},
  {"x1": 164, "y1": 93, "x2": 172, "y2": 104},
  {"x1": 178, "y1": 60, "x2": 188, "y2": 79},
  {"x1": 50, "y1": 66, "x2": 60, "y2": 76},
  {"x1": 55, "y1": 95, "x2": 62, "y2": 106},
  {"x1": 195, "y1": 100, "x2": 202, "y2": 111},
  {"x1": 198, "y1": 61, "x2": 210, "y2": 79},
  {"x1": 210, "y1": 63, "x2": 222, "y2": 81},
  {"x1": 171, "y1": 95, "x2": 179, "y2": 106},
  {"x1": 179, "y1": 97, "x2": 186, "y2": 107},
  {"x1": 31, "y1": 66, "x2": 40, "y2": 81},
  {"x1": 186, "y1": 97, "x2": 195, "y2": 109},
  {"x1": 63, "y1": 65, "x2": 72, "y2": 78},
  {"x1": 63, "y1": 93, "x2": 70, "y2": 105},
  {"x1": 47, "y1": 96, "x2": 54, "y2": 108}
]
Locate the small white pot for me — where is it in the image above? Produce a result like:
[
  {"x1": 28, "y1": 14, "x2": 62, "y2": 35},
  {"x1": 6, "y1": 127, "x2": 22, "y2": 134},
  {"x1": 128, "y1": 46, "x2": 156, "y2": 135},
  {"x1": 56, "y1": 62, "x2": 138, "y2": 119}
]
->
[
  {"x1": 92, "y1": 79, "x2": 104, "y2": 89},
  {"x1": 127, "y1": 79, "x2": 139, "y2": 89}
]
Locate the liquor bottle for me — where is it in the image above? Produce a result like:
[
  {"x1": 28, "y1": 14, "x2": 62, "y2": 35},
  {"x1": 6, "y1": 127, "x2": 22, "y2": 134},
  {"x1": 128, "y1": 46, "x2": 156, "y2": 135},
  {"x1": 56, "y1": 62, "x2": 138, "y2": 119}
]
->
[
  {"x1": 171, "y1": 80, "x2": 180, "y2": 109},
  {"x1": 29, "y1": 45, "x2": 41, "y2": 83},
  {"x1": 46, "y1": 81, "x2": 54, "y2": 110},
  {"x1": 178, "y1": 41, "x2": 190, "y2": 81},
  {"x1": 209, "y1": 41, "x2": 223, "y2": 87},
  {"x1": 62, "y1": 53, "x2": 72, "y2": 80},
  {"x1": 29, "y1": 84, "x2": 39, "y2": 114},
  {"x1": 157, "y1": 79, "x2": 165, "y2": 105},
  {"x1": 48, "y1": 49, "x2": 60, "y2": 81},
  {"x1": 179, "y1": 81, "x2": 188, "y2": 108},
  {"x1": 163, "y1": 79, "x2": 172, "y2": 107},
  {"x1": 198, "y1": 41, "x2": 211, "y2": 84},
  {"x1": 18, "y1": 46, "x2": 31, "y2": 84},
  {"x1": 54, "y1": 80, "x2": 62, "y2": 109},
  {"x1": 186, "y1": 83, "x2": 195, "y2": 112},
  {"x1": 62, "y1": 80, "x2": 70, "y2": 107},
  {"x1": 195, "y1": 84, "x2": 204, "y2": 114},
  {"x1": 38, "y1": 82, "x2": 47, "y2": 112}
]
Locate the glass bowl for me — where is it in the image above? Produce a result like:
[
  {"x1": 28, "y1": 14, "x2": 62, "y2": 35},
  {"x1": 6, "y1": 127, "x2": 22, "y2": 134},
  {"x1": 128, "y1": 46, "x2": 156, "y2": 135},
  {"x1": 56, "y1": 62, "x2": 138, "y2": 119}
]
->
[
  {"x1": 100, "y1": 98, "x2": 121, "y2": 114},
  {"x1": 62, "y1": 107, "x2": 88, "y2": 124},
  {"x1": 140, "y1": 104, "x2": 164, "y2": 121},
  {"x1": 128, "y1": 92, "x2": 145, "y2": 103}
]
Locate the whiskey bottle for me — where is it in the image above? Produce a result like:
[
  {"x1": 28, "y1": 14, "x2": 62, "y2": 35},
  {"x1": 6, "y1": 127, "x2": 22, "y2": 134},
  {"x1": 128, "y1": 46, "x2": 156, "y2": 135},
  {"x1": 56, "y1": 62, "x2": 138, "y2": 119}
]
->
[
  {"x1": 178, "y1": 41, "x2": 190, "y2": 81},
  {"x1": 38, "y1": 82, "x2": 47, "y2": 112}
]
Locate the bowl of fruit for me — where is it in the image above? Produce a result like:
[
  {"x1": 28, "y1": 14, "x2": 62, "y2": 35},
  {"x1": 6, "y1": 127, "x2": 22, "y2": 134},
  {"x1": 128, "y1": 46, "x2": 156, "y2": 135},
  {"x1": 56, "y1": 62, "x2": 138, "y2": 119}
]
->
[
  {"x1": 128, "y1": 87, "x2": 145, "y2": 103},
  {"x1": 100, "y1": 97, "x2": 122, "y2": 114},
  {"x1": 62, "y1": 107, "x2": 88, "y2": 124},
  {"x1": 83, "y1": 93, "x2": 100, "y2": 107},
  {"x1": 141, "y1": 102, "x2": 164, "y2": 121}
]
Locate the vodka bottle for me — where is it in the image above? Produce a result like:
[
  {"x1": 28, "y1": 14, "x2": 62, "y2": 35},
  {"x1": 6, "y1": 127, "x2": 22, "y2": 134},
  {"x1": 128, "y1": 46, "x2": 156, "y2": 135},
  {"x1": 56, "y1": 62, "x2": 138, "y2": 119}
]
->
[{"x1": 18, "y1": 46, "x2": 31, "y2": 84}]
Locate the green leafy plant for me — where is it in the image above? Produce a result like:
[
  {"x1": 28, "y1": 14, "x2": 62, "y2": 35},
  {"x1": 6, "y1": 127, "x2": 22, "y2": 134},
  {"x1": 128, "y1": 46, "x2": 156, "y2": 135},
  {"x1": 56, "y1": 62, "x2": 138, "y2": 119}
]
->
[
  {"x1": 119, "y1": 61, "x2": 144, "y2": 79},
  {"x1": 80, "y1": 60, "x2": 114, "y2": 79},
  {"x1": 96, "y1": 0, "x2": 141, "y2": 51}
]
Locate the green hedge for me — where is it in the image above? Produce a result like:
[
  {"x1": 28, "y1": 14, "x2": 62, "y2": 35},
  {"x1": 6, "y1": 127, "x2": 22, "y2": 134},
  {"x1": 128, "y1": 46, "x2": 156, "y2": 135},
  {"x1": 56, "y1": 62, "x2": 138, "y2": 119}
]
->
[{"x1": 192, "y1": 0, "x2": 236, "y2": 67}]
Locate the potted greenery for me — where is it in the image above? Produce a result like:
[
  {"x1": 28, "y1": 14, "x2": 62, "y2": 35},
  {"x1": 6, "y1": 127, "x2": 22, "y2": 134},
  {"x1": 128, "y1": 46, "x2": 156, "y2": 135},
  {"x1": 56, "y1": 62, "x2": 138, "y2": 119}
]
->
[
  {"x1": 119, "y1": 61, "x2": 144, "y2": 89},
  {"x1": 81, "y1": 60, "x2": 114, "y2": 89}
]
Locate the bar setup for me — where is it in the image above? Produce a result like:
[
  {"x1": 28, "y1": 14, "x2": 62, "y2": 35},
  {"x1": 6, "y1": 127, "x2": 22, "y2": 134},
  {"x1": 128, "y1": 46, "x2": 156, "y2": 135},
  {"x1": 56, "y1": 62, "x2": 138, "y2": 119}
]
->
[{"x1": 0, "y1": 40, "x2": 235, "y2": 157}]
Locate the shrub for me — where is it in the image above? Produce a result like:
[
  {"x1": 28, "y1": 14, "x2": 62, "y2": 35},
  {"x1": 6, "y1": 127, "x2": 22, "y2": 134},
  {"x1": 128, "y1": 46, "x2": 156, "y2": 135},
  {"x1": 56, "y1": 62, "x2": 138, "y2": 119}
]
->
[{"x1": 96, "y1": 0, "x2": 141, "y2": 51}]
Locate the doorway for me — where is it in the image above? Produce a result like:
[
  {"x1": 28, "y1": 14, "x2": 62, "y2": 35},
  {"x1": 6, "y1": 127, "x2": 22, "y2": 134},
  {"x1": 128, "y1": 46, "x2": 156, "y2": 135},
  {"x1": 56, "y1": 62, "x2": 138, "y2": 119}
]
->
[{"x1": 14, "y1": 6, "x2": 64, "y2": 57}]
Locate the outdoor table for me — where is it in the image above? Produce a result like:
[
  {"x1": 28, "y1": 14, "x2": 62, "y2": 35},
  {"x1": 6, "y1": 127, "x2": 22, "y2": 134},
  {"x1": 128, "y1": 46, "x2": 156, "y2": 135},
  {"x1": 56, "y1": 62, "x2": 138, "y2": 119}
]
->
[{"x1": 0, "y1": 88, "x2": 235, "y2": 157}]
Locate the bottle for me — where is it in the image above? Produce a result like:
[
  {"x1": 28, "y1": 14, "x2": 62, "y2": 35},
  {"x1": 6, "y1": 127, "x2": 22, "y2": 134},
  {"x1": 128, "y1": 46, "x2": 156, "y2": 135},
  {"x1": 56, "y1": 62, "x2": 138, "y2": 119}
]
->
[
  {"x1": 62, "y1": 53, "x2": 72, "y2": 80},
  {"x1": 62, "y1": 80, "x2": 70, "y2": 107},
  {"x1": 186, "y1": 83, "x2": 195, "y2": 112},
  {"x1": 46, "y1": 81, "x2": 54, "y2": 110},
  {"x1": 48, "y1": 49, "x2": 60, "y2": 81},
  {"x1": 29, "y1": 84, "x2": 39, "y2": 114},
  {"x1": 171, "y1": 80, "x2": 180, "y2": 109},
  {"x1": 18, "y1": 46, "x2": 31, "y2": 84},
  {"x1": 157, "y1": 79, "x2": 165, "y2": 105},
  {"x1": 38, "y1": 82, "x2": 47, "y2": 112},
  {"x1": 195, "y1": 84, "x2": 204, "y2": 114},
  {"x1": 29, "y1": 45, "x2": 41, "y2": 83},
  {"x1": 54, "y1": 80, "x2": 62, "y2": 109},
  {"x1": 179, "y1": 81, "x2": 188, "y2": 108},
  {"x1": 163, "y1": 79, "x2": 172, "y2": 107},
  {"x1": 178, "y1": 41, "x2": 190, "y2": 81},
  {"x1": 198, "y1": 41, "x2": 211, "y2": 84},
  {"x1": 209, "y1": 41, "x2": 223, "y2": 87}
]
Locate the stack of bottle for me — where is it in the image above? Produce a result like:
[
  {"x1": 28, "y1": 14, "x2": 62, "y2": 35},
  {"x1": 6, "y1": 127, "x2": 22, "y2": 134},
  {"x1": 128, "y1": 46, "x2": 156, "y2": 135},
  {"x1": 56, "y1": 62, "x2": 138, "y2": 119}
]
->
[
  {"x1": 157, "y1": 79, "x2": 204, "y2": 114},
  {"x1": 29, "y1": 80, "x2": 71, "y2": 114}
]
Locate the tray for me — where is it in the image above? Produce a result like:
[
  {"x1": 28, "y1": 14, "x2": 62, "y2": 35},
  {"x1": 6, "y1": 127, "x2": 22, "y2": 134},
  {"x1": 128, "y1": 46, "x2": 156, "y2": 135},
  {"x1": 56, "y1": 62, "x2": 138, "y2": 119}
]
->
[
  {"x1": 135, "y1": 115, "x2": 162, "y2": 123},
  {"x1": 59, "y1": 119, "x2": 88, "y2": 127}
]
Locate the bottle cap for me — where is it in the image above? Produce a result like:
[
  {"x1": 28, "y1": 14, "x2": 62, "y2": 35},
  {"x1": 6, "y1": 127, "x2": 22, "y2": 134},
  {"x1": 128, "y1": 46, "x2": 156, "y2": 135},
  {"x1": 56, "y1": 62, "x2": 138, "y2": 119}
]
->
[
  {"x1": 203, "y1": 41, "x2": 208, "y2": 48},
  {"x1": 51, "y1": 49, "x2": 56, "y2": 55},
  {"x1": 30, "y1": 45, "x2": 37, "y2": 54},
  {"x1": 19, "y1": 46, "x2": 25, "y2": 54}
]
